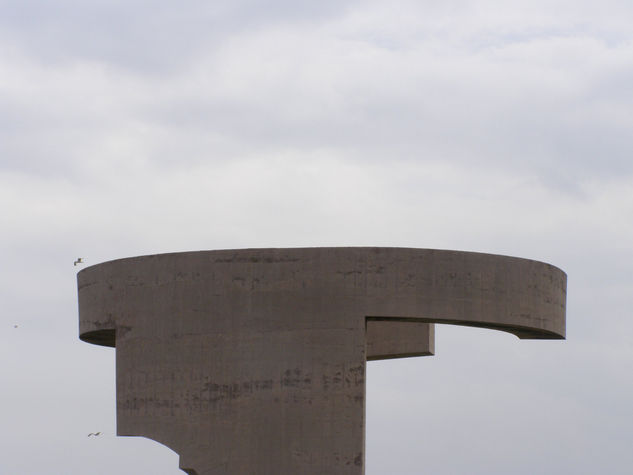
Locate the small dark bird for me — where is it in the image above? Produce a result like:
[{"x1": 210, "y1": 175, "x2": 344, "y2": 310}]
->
[
  {"x1": 74, "y1": 258, "x2": 84, "y2": 266},
  {"x1": 87, "y1": 432, "x2": 101, "y2": 437}
]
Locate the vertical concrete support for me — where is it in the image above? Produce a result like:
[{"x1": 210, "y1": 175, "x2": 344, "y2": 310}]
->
[{"x1": 77, "y1": 248, "x2": 566, "y2": 474}]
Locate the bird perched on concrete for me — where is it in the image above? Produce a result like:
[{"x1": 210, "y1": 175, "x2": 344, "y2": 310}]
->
[
  {"x1": 87, "y1": 432, "x2": 101, "y2": 437},
  {"x1": 74, "y1": 258, "x2": 84, "y2": 266}
]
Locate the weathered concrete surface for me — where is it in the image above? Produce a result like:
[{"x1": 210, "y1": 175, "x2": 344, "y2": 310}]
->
[{"x1": 77, "y1": 247, "x2": 566, "y2": 474}]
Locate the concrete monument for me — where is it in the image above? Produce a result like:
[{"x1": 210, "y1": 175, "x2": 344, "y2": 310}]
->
[{"x1": 77, "y1": 247, "x2": 566, "y2": 474}]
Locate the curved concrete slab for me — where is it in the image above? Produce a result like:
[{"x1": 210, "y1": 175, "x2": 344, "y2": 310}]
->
[{"x1": 77, "y1": 247, "x2": 566, "y2": 474}]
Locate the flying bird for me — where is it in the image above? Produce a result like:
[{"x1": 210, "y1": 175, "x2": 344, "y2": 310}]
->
[
  {"x1": 74, "y1": 258, "x2": 84, "y2": 266},
  {"x1": 87, "y1": 432, "x2": 101, "y2": 437}
]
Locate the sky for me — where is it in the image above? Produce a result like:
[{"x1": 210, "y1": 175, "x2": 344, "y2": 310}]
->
[{"x1": 1, "y1": 0, "x2": 632, "y2": 473}]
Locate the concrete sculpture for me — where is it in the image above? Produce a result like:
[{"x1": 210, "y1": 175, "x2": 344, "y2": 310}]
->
[{"x1": 77, "y1": 247, "x2": 566, "y2": 474}]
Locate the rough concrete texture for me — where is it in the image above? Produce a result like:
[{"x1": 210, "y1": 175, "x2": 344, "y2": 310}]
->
[{"x1": 77, "y1": 247, "x2": 566, "y2": 474}]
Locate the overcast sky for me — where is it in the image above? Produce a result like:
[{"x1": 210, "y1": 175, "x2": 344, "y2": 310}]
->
[{"x1": 1, "y1": 1, "x2": 632, "y2": 473}]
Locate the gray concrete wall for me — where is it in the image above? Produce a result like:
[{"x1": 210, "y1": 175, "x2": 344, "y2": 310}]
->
[{"x1": 77, "y1": 247, "x2": 566, "y2": 474}]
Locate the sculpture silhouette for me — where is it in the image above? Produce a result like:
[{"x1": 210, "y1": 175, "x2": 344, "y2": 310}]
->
[{"x1": 78, "y1": 247, "x2": 566, "y2": 474}]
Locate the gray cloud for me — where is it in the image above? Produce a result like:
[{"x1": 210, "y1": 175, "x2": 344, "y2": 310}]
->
[
  {"x1": 3, "y1": 1, "x2": 632, "y2": 188},
  {"x1": 0, "y1": 0, "x2": 360, "y2": 72}
]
